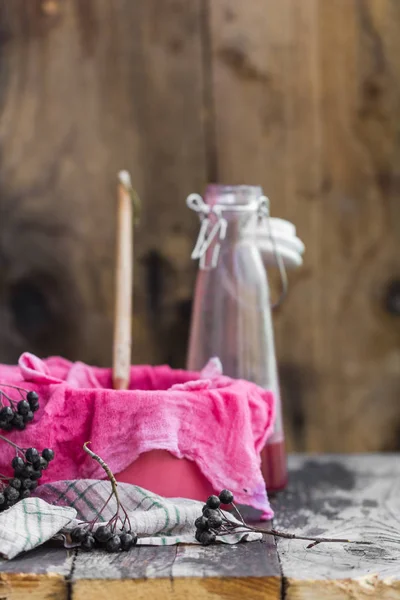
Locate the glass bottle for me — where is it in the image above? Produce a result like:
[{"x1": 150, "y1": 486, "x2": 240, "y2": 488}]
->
[{"x1": 186, "y1": 184, "x2": 287, "y2": 493}]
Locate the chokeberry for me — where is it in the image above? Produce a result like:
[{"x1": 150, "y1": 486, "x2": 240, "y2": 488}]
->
[
  {"x1": 20, "y1": 489, "x2": 31, "y2": 499},
  {"x1": 195, "y1": 516, "x2": 209, "y2": 532},
  {"x1": 39, "y1": 457, "x2": 48, "y2": 470},
  {"x1": 0, "y1": 422, "x2": 12, "y2": 431},
  {"x1": 0, "y1": 493, "x2": 4, "y2": 505},
  {"x1": 219, "y1": 489, "x2": 234, "y2": 505},
  {"x1": 23, "y1": 411, "x2": 34, "y2": 423},
  {"x1": 30, "y1": 469, "x2": 42, "y2": 480},
  {"x1": 10, "y1": 478, "x2": 22, "y2": 490},
  {"x1": 30, "y1": 481, "x2": 38, "y2": 491},
  {"x1": 206, "y1": 495, "x2": 221, "y2": 510},
  {"x1": 42, "y1": 448, "x2": 55, "y2": 462},
  {"x1": 12, "y1": 456, "x2": 25, "y2": 472},
  {"x1": 202, "y1": 508, "x2": 218, "y2": 519},
  {"x1": 120, "y1": 532, "x2": 137, "y2": 551},
  {"x1": 17, "y1": 400, "x2": 30, "y2": 416},
  {"x1": 25, "y1": 448, "x2": 40, "y2": 464},
  {"x1": 22, "y1": 465, "x2": 34, "y2": 478},
  {"x1": 94, "y1": 525, "x2": 112, "y2": 543},
  {"x1": 71, "y1": 527, "x2": 88, "y2": 543},
  {"x1": 195, "y1": 530, "x2": 204, "y2": 543},
  {"x1": 12, "y1": 414, "x2": 25, "y2": 430},
  {"x1": 4, "y1": 486, "x2": 19, "y2": 503},
  {"x1": 208, "y1": 514, "x2": 223, "y2": 529},
  {"x1": 27, "y1": 391, "x2": 39, "y2": 412},
  {"x1": 21, "y1": 478, "x2": 34, "y2": 490},
  {"x1": 199, "y1": 531, "x2": 216, "y2": 546},
  {"x1": 81, "y1": 534, "x2": 96, "y2": 550},
  {"x1": 106, "y1": 535, "x2": 121, "y2": 553},
  {"x1": 0, "y1": 406, "x2": 14, "y2": 422}
]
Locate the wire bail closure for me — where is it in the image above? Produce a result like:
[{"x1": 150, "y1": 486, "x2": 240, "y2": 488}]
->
[{"x1": 187, "y1": 192, "x2": 288, "y2": 308}]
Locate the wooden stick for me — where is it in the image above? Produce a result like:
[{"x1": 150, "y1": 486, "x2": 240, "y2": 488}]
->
[{"x1": 113, "y1": 170, "x2": 136, "y2": 390}]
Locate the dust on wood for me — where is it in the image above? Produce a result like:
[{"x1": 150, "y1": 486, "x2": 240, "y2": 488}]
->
[{"x1": 274, "y1": 455, "x2": 400, "y2": 598}]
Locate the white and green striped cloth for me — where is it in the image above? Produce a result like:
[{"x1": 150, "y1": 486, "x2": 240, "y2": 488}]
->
[{"x1": 0, "y1": 480, "x2": 261, "y2": 559}]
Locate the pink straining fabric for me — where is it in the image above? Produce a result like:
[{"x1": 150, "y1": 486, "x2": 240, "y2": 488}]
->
[{"x1": 0, "y1": 353, "x2": 275, "y2": 515}]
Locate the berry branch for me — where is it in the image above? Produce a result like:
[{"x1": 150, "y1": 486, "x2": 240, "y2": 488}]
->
[
  {"x1": 69, "y1": 443, "x2": 137, "y2": 552},
  {"x1": 0, "y1": 385, "x2": 40, "y2": 431},
  {"x1": 196, "y1": 491, "x2": 372, "y2": 549},
  {"x1": 0, "y1": 434, "x2": 54, "y2": 512}
]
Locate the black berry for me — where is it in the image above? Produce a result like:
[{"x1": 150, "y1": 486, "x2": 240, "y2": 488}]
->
[
  {"x1": 199, "y1": 531, "x2": 216, "y2": 546},
  {"x1": 120, "y1": 532, "x2": 137, "y2": 551},
  {"x1": 208, "y1": 514, "x2": 223, "y2": 529},
  {"x1": 4, "y1": 486, "x2": 19, "y2": 503},
  {"x1": 195, "y1": 516, "x2": 209, "y2": 531},
  {"x1": 22, "y1": 465, "x2": 34, "y2": 478},
  {"x1": 106, "y1": 535, "x2": 121, "y2": 553},
  {"x1": 21, "y1": 478, "x2": 34, "y2": 490},
  {"x1": 11, "y1": 414, "x2": 25, "y2": 430},
  {"x1": 71, "y1": 527, "x2": 88, "y2": 543},
  {"x1": 202, "y1": 507, "x2": 218, "y2": 519},
  {"x1": 42, "y1": 448, "x2": 55, "y2": 462},
  {"x1": 81, "y1": 534, "x2": 96, "y2": 550},
  {"x1": 17, "y1": 400, "x2": 30, "y2": 415},
  {"x1": 219, "y1": 489, "x2": 234, "y2": 505},
  {"x1": 39, "y1": 457, "x2": 48, "y2": 470},
  {"x1": 206, "y1": 495, "x2": 221, "y2": 510},
  {"x1": 26, "y1": 391, "x2": 39, "y2": 410},
  {"x1": 94, "y1": 525, "x2": 112, "y2": 543},
  {"x1": 12, "y1": 456, "x2": 25, "y2": 472},
  {"x1": 25, "y1": 448, "x2": 40, "y2": 464},
  {"x1": 0, "y1": 406, "x2": 14, "y2": 422},
  {"x1": 23, "y1": 411, "x2": 34, "y2": 423}
]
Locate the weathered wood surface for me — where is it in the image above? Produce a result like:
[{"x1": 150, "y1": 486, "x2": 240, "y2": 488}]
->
[
  {"x1": 0, "y1": 0, "x2": 206, "y2": 369},
  {"x1": 1, "y1": 454, "x2": 400, "y2": 599},
  {"x1": 0, "y1": 545, "x2": 71, "y2": 600},
  {"x1": 274, "y1": 454, "x2": 400, "y2": 599},
  {"x1": 207, "y1": 0, "x2": 400, "y2": 453}
]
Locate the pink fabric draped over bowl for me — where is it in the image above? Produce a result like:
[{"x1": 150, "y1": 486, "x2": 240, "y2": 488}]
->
[{"x1": 0, "y1": 353, "x2": 275, "y2": 516}]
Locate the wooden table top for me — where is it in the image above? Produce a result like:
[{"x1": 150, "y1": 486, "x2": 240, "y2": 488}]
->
[{"x1": 1, "y1": 454, "x2": 399, "y2": 600}]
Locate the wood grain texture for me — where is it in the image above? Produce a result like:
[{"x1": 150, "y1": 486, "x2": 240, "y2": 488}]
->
[
  {"x1": 71, "y1": 541, "x2": 281, "y2": 600},
  {"x1": 274, "y1": 454, "x2": 400, "y2": 599},
  {"x1": 207, "y1": 0, "x2": 400, "y2": 452},
  {"x1": 0, "y1": 545, "x2": 71, "y2": 600},
  {"x1": 0, "y1": 0, "x2": 206, "y2": 368}
]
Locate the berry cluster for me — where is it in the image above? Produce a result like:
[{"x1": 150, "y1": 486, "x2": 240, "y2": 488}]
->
[
  {"x1": 0, "y1": 386, "x2": 40, "y2": 432},
  {"x1": 71, "y1": 524, "x2": 138, "y2": 553},
  {"x1": 69, "y1": 442, "x2": 138, "y2": 553},
  {"x1": 0, "y1": 445, "x2": 54, "y2": 512},
  {"x1": 195, "y1": 489, "x2": 234, "y2": 545}
]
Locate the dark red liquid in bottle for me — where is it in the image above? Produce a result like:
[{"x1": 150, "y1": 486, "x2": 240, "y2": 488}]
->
[{"x1": 261, "y1": 438, "x2": 288, "y2": 493}]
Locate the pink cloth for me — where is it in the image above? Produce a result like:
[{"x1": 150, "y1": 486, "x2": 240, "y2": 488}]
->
[{"x1": 0, "y1": 353, "x2": 275, "y2": 514}]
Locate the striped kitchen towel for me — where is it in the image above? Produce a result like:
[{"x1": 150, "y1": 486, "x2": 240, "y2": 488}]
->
[
  {"x1": 0, "y1": 480, "x2": 261, "y2": 559},
  {"x1": 0, "y1": 497, "x2": 76, "y2": 559}
]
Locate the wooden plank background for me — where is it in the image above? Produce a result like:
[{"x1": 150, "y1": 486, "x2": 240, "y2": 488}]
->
[{"x1": 0, "y1": 0, "x2": 398, "y2": 452}]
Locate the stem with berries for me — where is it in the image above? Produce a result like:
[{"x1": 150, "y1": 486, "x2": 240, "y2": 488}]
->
[{"x1": 196, "y1": 491, "x2": 372, "y2": 549}]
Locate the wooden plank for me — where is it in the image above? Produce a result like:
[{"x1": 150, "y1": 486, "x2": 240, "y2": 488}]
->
[
  {"x1": 0, "y1": 544, "x2": 71, "y2": 600},
  {"x1": 273, "y1": 454, "x2": 400, "y2": 599},
  {"x1": 71, "y1": 539, "x2": 281, "y2": 600},
  {"x1": 0, "y1": 0, "x2": 206, "y2": 368},
  {"x1": 208, "y1": 0, "x2": 400, "y2": 452}
]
